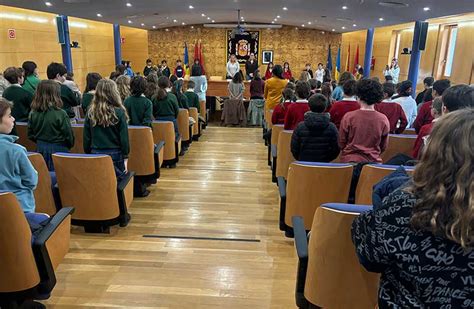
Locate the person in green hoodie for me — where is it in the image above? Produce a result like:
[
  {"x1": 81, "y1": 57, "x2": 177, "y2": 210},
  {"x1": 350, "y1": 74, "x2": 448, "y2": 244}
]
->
[
  {"x1": 184, "y1": 80, "x2": 200, "y2": 112},
  {"x1": 152, "y1": 76, "x2": 180, "y2": 139},
  {"x1": 28, "y1": 80, "x2": 75, "y2": 171},
  {"x1": 2, "y1": 67, "x2": 33, "y2": 135},
  {"x1": 84, "y1": 79, "x2": 130, "y2": 179},
  {"x1": 81, "y1": 72, "x2": 102, "y2": 115},
  {"x1": 47, "y1": 62, "x2": 80, "y2": 120},
  {"x1": 124, "y1": 76, "x2": 153, "y2": 127},
  {"x1": 172, "y1": 79, "x2": 189, "y2": 109},
  {"x1": 22, "y1": 61, "x2": 41, "y2": 95}
]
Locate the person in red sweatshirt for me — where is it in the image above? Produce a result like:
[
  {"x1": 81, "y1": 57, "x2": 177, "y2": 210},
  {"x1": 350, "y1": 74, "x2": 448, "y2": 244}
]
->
[
  {"x1": 283, "y1": 81, "x2": 311, "y2": 130},
  {"x1": 339, "y1": 79, "x2": 390, "y2": 163},
  {"x1": 413, "y1": 79, "x2": 450, "y2": 133},
  {"x1": 328, "y1": 80, "x2": 359, "y2": 129},
  {"x1": 412, "y1": 97, "x2": 442, "y2": 159},
  {"x1": 375, "y1": 82, "x2": 408, "y2": 134},
  {"x1": 272, "y1": 88, "x2": 294, "y2": 125}
]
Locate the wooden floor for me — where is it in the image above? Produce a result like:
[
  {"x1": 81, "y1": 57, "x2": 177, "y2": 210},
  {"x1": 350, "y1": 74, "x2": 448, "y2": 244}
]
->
[{"x1": 46, "y1": 126, "x2": 297, "y2": 308}]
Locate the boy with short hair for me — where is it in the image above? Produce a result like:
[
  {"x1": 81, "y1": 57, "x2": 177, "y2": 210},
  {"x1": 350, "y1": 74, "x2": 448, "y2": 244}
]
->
[
  {"x1": 413, "y1": 79, "x2": 450, "y2": 133},
  {"x1": 2, "y1": 67, "x2": 33, "y2": 126},
  {"x1": 143, "y1": 59, "x2": 153, "y2": 76},
  {"x1": 328, "y1": 79, "x2": 360, "y2": 129},
  {"x1": 174, "y1": 59, "x2": 185, "y2": 79},
  {"x1": 339, "y1": 79, "x2": 390, "y2": 163},
  {"x1": 415, "y1": 76, "x2": 434, "y2": 104},
  {"x1": 184, "y1": 80, "x2": 200, "y2": 111},
  {"x1": 291, "y1": 94, "x2": 339, "y2": 162},
  {"x1": 374, "y1": 82, "x2": 408, "y2": 134},
  {"x1": 47, "y1": 62, "x2": 80, "y2": 119},
  {"x1": 412, "y1": 97, "x2": 442, "y2": 159},
  {"x1": 283, "y1": 81, "x2": 311, "y2": 130},
  {"x1": 161, "y1": 60, "x2": 171, "y2": 77}
]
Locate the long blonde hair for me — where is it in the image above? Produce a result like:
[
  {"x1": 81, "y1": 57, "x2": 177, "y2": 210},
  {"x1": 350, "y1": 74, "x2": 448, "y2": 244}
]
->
[
  {"x1": 408, "y1": 109, "x2": 474, "y2": 248},
  {"x1": 116, "y1": 75, "x2": 131, "y2": 101},
  {"x1": 87, "y1": 79, "x2": 129, "y2": 127}
]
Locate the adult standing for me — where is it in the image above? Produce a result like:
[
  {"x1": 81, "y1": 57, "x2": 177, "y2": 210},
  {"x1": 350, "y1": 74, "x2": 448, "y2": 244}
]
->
[
  {"x1": 245, "y1": 53, "x2": 259, "y2": 80},
  {"x1": 189, "y1": 62, "x2": 207, "y2": 103},
  {"x1": 388, "y1": 58, "x2": 400, "y2": 84},
  {"x1": 264, "y1": 65, "x2": 288, "y2": 110},
  {"x1": 226, "y1": 54, "x2": 240, "y2": 79}
]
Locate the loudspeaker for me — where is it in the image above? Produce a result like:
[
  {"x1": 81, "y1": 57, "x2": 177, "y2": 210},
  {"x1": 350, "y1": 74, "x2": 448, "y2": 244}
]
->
[
  {"x1": 56, "y1": 16, "x2": 65, "y2": 44},
  {"x1": 418, "y1": 21, "x2": 429, "y2": 50}
]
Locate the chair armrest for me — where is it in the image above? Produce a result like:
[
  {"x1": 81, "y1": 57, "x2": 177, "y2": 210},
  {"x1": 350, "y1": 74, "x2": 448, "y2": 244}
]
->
[
  {"x1": 154, "y1": 141, "x2": 165, "y2": 154},
  {"x1": 277, "y1": 177, "x2": 286, "y2": 198},
  {"x1": 292, "y1": 216, "x2": 308, "y2": 260},
  {"x1": 117, "y1": 171, "x2": 135, "y2": 191},
  {"x1": 33, "y1": 207, "x2": 74, "y2": 245},
  {"x1": 271, "y1": 144, "x2": 277, "y2": 158}
]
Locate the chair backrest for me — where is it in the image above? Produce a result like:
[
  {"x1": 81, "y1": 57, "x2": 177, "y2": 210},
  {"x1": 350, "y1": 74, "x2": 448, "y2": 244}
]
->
[
  {"x1": 381, "y1": 134, "x2": 417, "y2": 163},
  {"x1": 27, "y1": 153, "x2": 57, "y2": 216},
  {"x1": 52, "y1": 153, "x2": 120, "y2": 220},
  {"x1": 152, "y1": 121, "x2": 177, "y2": 161},
  {"x1": 70, "y1": 124, "x2": 84, "y2": 154},
  {"x1": 355, "y1": 164, "x2": 415, "y2": 205},
  {"x1": 305, "y1": 203, "x2": 379, "y2": 308},
  {"x1": 15, "y1": 122, "x2": 36, "y2": 151},
  {"x1": 402, "y1": 128, "x2": 416, "y2": 135},
  {"x1": 271, "y1": 124, "x2": 284, "y2": 147},
  {"x1": 128, "y1": 126, "x2": 155, "y2": 176},
  {"x1": 285, "y1": 162, "x2": 353, "y2": 230},
  {"x1": 276, "y1": 130, "x2": 295, "y2": 179},
  {"x1": 0, "y1": 192, "x2": 40, "y2": 293},
  {"x1": 189, "y1": 107, "x2": 199, "y2": 135},
  {"x1": 76, "y1": 118, "x2": 85, "y2": 124},
  {"x1": 199, "y1": 100, "x2": 206, "y2": 120},
  {"x1": 177, "y1": 108, "x2": 191, "y2": 141}
]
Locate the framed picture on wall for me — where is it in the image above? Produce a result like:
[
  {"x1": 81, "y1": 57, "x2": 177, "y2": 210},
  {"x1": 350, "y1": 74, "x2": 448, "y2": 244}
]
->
[{"x1": 262, "y1": 50, "x2": 273, "y2": 64}]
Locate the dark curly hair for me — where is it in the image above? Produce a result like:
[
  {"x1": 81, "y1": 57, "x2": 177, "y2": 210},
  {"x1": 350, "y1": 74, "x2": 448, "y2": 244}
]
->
[
  {"x1": 342, "y1": 79, "x2": 357, "y2": 97},
  {"x1": 356, "y1": 79, "x2": 383, "y2": 105}
]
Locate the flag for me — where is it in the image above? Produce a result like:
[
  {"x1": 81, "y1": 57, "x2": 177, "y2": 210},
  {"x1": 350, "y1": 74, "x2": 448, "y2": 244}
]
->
[
  {"x1": 199, "y1": 40, "x2": 205, "y2": 75},
  {"x1": 326, "y1": 44, "x2": 333, "y2": 72},
  {"x1": 183, "y1": 42, "x2": 190, "y2": 76},
  {"x1": 335, "y1": 46, "x2": 341, "y2": 82},
  {"x1": 353, "y1": 44, "x2": 359, "y2": 74},
  {"x1": 345, "y1": 44, "x2": 350, "y2": 72}
]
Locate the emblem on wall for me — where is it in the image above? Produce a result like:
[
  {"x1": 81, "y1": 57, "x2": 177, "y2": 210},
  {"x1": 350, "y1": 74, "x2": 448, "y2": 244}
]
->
[{"x1": 227, "y1": 30, "x2": 260, "y2": 64}]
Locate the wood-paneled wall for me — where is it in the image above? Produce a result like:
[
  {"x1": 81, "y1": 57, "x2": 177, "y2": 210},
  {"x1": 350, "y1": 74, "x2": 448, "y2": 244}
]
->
[
  {"x1": 121, "y1": 26, "x2": 149, "y2": 75},
  {"x1": 0, "y1": 5, "x2": 62, "y2": 79},
  {"x1": 148, "y1": 26, "x2": 341, "y2": 78}
]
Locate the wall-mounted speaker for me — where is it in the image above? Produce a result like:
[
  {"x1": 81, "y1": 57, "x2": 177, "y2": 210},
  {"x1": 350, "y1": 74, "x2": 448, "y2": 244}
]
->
[
  {"x1": 418, "y1": 21, "x2": 429, "y2": 51},
  {"x1": 56, "y1": 16, "x2": 65, "y2": 44}
]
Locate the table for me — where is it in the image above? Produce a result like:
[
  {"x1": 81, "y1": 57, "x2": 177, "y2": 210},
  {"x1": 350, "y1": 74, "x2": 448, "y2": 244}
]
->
[{"x1": 206, "y1": 80, "x2": 251, "y2": 98}]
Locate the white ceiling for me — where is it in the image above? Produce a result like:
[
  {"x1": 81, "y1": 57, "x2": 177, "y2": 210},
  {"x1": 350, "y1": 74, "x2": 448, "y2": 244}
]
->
[{"x1": 1, "y1": 0, "x2": 473, "y2": 32}]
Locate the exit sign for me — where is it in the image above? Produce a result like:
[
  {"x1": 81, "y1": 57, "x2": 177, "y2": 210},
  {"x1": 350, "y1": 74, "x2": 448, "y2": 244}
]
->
[
  {"x1": 8, "y1": 29, "x2": 16, "y2": 39},
  {"x1": 121, "y1": 37, "x2": 125, "y2": 44}
]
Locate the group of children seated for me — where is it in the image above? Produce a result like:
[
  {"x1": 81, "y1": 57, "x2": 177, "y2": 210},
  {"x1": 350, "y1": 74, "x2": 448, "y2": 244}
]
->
[{"x1": 0, "y1": 60, "x2": 205, "y2": 214}]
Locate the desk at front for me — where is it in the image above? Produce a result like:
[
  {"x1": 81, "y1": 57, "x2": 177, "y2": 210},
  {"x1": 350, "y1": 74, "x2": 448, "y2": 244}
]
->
[{"x1": 206, "y1": 80, "x2": 251, "y2": 98}]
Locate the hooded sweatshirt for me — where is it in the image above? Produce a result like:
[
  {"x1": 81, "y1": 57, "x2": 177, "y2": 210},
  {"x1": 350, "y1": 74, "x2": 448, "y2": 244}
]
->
[{"x1": 290, "y1": 112, "x2": 340, "y2": 162}]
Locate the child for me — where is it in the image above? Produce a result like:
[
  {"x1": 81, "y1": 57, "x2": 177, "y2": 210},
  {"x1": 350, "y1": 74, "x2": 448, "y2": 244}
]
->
[
  {"x1": 64, "y1": 72, "x2": 82, "y2": 98},
  {"x1": 116, "y1": 75, "x2": 131, "y2": 102},
  {"x1": 0, "y1": 97, "x2": 38, "y2": 213},
  {"x1": 283, "y1": 81, "x2": 311, "y2": 130},
  {"x1": 2, "y1": 67, "x2": 33, "y2": 129},
  {"x1": 228, "y1": 71, "x2": 245, "y2": 100},
  {"x1": 328, "y1": 79, "x2": 359, "y2": 129},
  {"x1": 374, "y1": 82, "x2": 408, "y2": 134},
  {"x1": 172, "y1": 79, "x2": 189, "y2": 109},
  {"x1": 143, "y1": 59, "x2": 153, "y2": 77},
  {"x1": 264, "y1": 62, "x2": 274, "y2": 80},
  {"x1": 412, "y1": 97, "x2": 442, "y2": 159},
  {"x1": 338, "y1": 79, "x2": 389, "y2": 163},
  {"x1": 283, "y1": 62, "x2": 292, "y2": 80},
  {"x1": 81, "y1": 72, "x2": 102, "y2": 113},
  {"x1": 304, "y1": 63, "x2": 313, "y2": 79},
  {"x1": 124, "y1": 76, "x2": 153, "y2": 127},
  {"x1": 144, "y1": 73, "x2": 159, "y2": 100},
  {"x1": 391, "y1": 80, "x2": 417, "y2": 128},
  {"x1": 174, "y1": 59, "x2": 185, "y2": 79},
  {"x1": 315, "y1": 63, "x2": 324, "y2": 83},
  {"x1": 184, "y1": 80, "x2": 200, "y2": 112},
  {"x1": 415, "y1": 76, "x2": 434, "y2": 105},
  {"x1": 413, "y1": 79, "x2": 450, "y2": 133},
  {"x1": 84, "y1": 79, "x2": 129, "y2": 178},
  {"x1": 28, "y1": 80, "x2": 75, "y2": 171},
  {"x1": 47, "y1": 62, "x2": 80, "y2": 120},
  {"x1": 250, "y1": 70, "x2": 265, "y2": 100},
  {"x1": 161, "y1": 60, "x2": 171, "y2": 77},
  {"x1": 291, "y1": 94, "x2": 339, "y2": 162},
  {"x1": 331, "y1": 71, "x2": 354, "y2": 101},
  {"x1": 272, "y1": 88, "x2": 294, "y2": 125},
  {"x1": 22, "y1": 61, "x2": 41, "y2": 95},
  {"x1": 152, "y1": 76, "x2": 180, "y2": 138}
]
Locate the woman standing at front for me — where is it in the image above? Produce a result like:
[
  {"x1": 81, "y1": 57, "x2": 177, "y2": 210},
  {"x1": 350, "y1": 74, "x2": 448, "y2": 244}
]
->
[
  {"x1": 226, "y1": 54, "x2": 240, "y2": 79},
  {"x1": 264, "y1": 65, "x2": 288, "y2": 110}
]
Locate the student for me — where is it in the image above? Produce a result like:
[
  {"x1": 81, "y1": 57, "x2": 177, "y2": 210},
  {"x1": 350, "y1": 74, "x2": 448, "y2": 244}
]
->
[
  {"x1": 81, "y1": 73, "x2": 102, "y2": 114},
  {"x1": 2, "y1": 67, "x2": 33, "y2": 127},
  {"x1": 110, "y1": 64, "x2": 126, "y2": 80},
  {"x1": 228, "y1": 71, "x2": 245, "y2": 100},
  {"x1": 328, "y1": 79, "x2": 359, "y2": 129},
  {"x1": 321, "y1": 82, "x2": 334, "y2": 110},
  {"x1": 283, "y1": 62, "x2": 292, "y2": 80},
  {"x1": 22, "y1": 61, "x2": 41, "y2": 95},
  {"x1": 355, "y1": 66, "x2": 364, "y2": 80},
  {"x1": 283, "y1": 81, "x2": 311, "y2": 130},
  {"x1": 374, "y1": 82, "x2": 408, "y2": 134},
  {"x1": 152, "y1": 76, "x2": 180, "y2": 138},
  {"x1": 413, "y1": 79, "x2": 450, "y2": 133},
  {"x1": 412, "y1": 97, "x2": 442, "y2": 159},
  {"x1": 123, "y1": 61, "x2": 134, "y2": 77},
  {"x1": 264, "y1": 65, "x2": 288, "y2": 110},
  {"x1": 143, "y1": 59, "x2": 153, "y2": 77},
  {"x1": 250, "y1": 70, "x2": 265, "y2": 100},
  {"x1": 47, "y1": 62, "x2": 80, "y2": 120},
  {"x1": 331, "y1": 71, "x2": 354, "y2": 101},
  {"x1": 415, "y1": 76, "x2": 434, "y2": 105},
  {"x1": 161, "y1": 60, "x2": 171, "y2": 78},
  {"x1": 189, "y1": 64, "x2": 207, "y2": 103},
  {"x1": 0, "y1": 73, "x2": 10, "y2": 96},
  {"x1": 291, "y1": 94, "x2": 339, "y2": 162},
  {"x1": 28, "y1": 80, "x2": 75, "y2": 171},
  {"x1": 338, "y1": 79, "x2": 389, "y2": 163},
  {"x1": 84, "y1": 79, "x2": 129, "y2": 178},
  {"x1": 314, "y1": 63, "x2": 324, "y2": 83},
  {"x1": 352, "y1": 108, "x2": 474, "y2": 308},
  {"x1": 391, "y1": 80, "x2": 417, "y2": 128},
  {"x1": 144, "y1": 73, "x2": 159, "y2": 100},
  {"x1": 264, "y1": 62, "x2": 274, "y2": 80},
  {"x1": 174, "y1": 59, "x2": 185, "y2": 79},
  {"x1": 184, "y1": 80, "x2": 200, "y2": 112},
  {"x1": 124, "y1": 76, "x2": 153, "y2": 127},
  {"x1": 308, "y1": 79, "x2": 318, "y2": 95},
  {"x1": 64, "y1": 72, "x2": 82, "y2": 98},
  {"x1": 272, "y1": 88, "x2": 294, "y2": 125},
  {"x1": 116, "y1": 75, "x2": 131, "y2": 102},
  {"x1": 298, "y1": 71, "x2": 311, "y2": 83},
  {"x1": 245, "y1": 53, "x2": 258, "y2": 80},
  {"x1": 226, "y1": 54, "x2": 240, "y2": 79},
  {"x1": 303, "y1": 63, "x2": 313, "y2": 79},
  {"x1": 172, "y1": 79, "x2": 189, "y2": 109},
  {"x1": 0, "y1": 98, "x2": 38, "y2": 213}
]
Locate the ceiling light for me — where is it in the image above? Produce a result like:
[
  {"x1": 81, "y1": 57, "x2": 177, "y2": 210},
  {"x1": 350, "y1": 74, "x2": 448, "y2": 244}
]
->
[
  {"x1": 423, "y1": 7, "x2": 430, "y2": 11},
  {"x1": 126, "y1": 2, "x2": 132, "y2": 7},
  {"x1": 321, "y1": 31, "x2": 325, "y2": 34},
  {"x1": 342, "y1": 5, "x2": 348, "y2": 9},
  {"x1": 271, "y1": 21, "x2": 275, "y2": 24},
  {"x1": 173, "y1": 19, "x2": 177, "y2": 22},
  {"x1": 283, "y1": 7, "x2": 288, "y2": 10},
  {"x1": 188, "y1": 5, "x2": 194, "y2": 9},
  {"x1": 152, "y1": 26, "x2": 156, "y2": 29},
  {"x1": 302, "y1": 24, "x2": 305, "y2": 27},
  {"x1": 96, "y1": 13, "x2": 102, "y2": 17},
  {"x1": 128, "y1": 20, "x2": 132, "y2": 24},
  {"x1": 332, "y1": 28, "x2": 336, "y2": 31},
  {"x1": 353, "y1": 24, "x2": 357, "y2": 27},
  {"x1": 207, "y1": 17, "x2": 210, "y2": 20},
  {"x1": 45, "y1": 1, "x2": 52, "y2": 6},
  {"x1": 307, "y1": 21, "x2": 311, "y2": 25},
  {"x1": 191, "y1": 25, "x2": 194, "y2": 29},
  {"x1": 379, "y1": 17, "x2": 384, "y2": 21},
  {"x1": 277, "y1": 15, "x2": 281, "y2": 18},
  {"x1": 342, "y1": 26, "x2": 346, "y2": 29},
  {"x1": 141, "y1": 23, "x2": 145, "y2": 26},
  {"x1": 165, "y1": 28, "x2": 169, "y2": 31},
  {"x1": 211, "y1": 20, "x2": 215, "y2": 23},
  {"x1": 201, "y1": 13, "x2": 206, "y2": 17},
  {"x1": 181, "y1": 22, "x2": 186, "y2": 25}
]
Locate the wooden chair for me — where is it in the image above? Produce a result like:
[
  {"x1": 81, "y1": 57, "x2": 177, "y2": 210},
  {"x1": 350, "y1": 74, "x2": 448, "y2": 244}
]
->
[
  {"x1": 152, "y1": 121, "x2": 181, "y2": 167},
  {"x1": 355, "y1": 164, "x2": 415, "y2": 205},
  {"x1": 28, "y1": 153, "x2": 58, "y2": 216},
  {"x1": 52, "y1": 153, "x2": 134, "y2": 233},
  {"x1": 281, "y1": 162, "x2": 353, "y2": 234},
  {"x1": 0, "y1": 192, "x2": 73, "y2": 307},
  {"x1": 293, "y1": 204, "x2": 379, "y2": 309},
  {"x1": 270, "y1": 124, "x2": 284, "y2": 182},
  {"x1": 381, "y1": 134, "x2": 417, "y2": 163},
  {"x1": 199, "y1": 100, "x2": 207, "y2": 126},
  {"x1": 76, "y1": 118, "x2": 85, "y2": 124},
  {"x1": 276, "y1": 130, "x2": 295, "y2": 181},
  {"x1": 177, "y1": 108, "x2": 192, "y2": 145},
  {"x1": 15, "y1": 122, "x2": 36, "y2": 151},
  {"x1": 402, "y1": 128, "x2": 416, "y2": 135},
  {"x1": 189, "y1": 107, "x2": 201, "y2": 140},
  {"x1": 70, "y1": 124, "x2": 84, "y2": 154}
]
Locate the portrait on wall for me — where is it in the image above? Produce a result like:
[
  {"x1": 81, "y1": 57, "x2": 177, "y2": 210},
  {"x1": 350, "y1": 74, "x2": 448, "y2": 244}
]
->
[
  {"x1": 262, "y1": 50, "x2": 273, "y2": 64},
  {"x1": 227, "y1": 30, "x2": 260, "y2": 64}
]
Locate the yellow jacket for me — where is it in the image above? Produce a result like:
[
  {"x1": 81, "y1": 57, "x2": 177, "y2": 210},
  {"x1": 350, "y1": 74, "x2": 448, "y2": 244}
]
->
[{"x1": 264, "y1": 77, "x2": 288, "y2": 109}]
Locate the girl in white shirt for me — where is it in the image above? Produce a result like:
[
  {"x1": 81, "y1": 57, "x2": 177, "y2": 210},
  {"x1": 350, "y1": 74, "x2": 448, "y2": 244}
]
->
[{"x1": 226, "y1": 54, "x2": 240, "y2": 79}]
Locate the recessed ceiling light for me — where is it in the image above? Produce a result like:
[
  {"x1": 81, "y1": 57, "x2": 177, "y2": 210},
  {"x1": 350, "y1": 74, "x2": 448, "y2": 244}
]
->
[
  {"x1": 45, "y1": 1, "x2": 52, "y2": 6},
  {"x1": 342, "y1": 5, "x2": 348, "y2": 9},
  {"x1": 173, "y1": 19, "x2": 177, "y2": 22},
  {"x1": 271, "y1": 21, "x2": 275, "y2": 24},
  {"x1": 128, "y1": 20, "x2": 132, "y2": 24},
  {"x1": 152, "y1": 26, "x2": 156, "y2": 29},
  {"x1": 191, "y1": 25, "x2": 194, "y2": 29},
  {"x1": 353, "y1": 24, "x2": 357, "y2": 27},
  {"x1": 332, "y1": 28, "x2": 336, "y2": 31},
  {"x1": 302, "y1": 24, "x2": 305, "y2": 27},
  {"x1": 96, "y1": 13, "x2": 102, "y2": 17},
  {"x1": 165, "y1": 28, "x2": 169, "y2": 31},
  {"x1": 277, "y1": 15, "x2": 281, "y2": 18},
  {"x1": 423, "y1": 7, "x2": 430, "y2": 11},
  {"x1": 126, "y1": 2, "x2": 132, "y2": 7},
  {"x1": 321, "y1": 31, "x2": 325, "y2": 34},
  {"x1": 342, "y1": 26, "x2": 346, "y2": 29},
  {"x1": 188, "y1": 5, "x2": 194, "y2": 9},
  {"x1": 181, "y1": 22, "x2": 186, "y2": 25},
  {"x1": 141, "y1": 23, "x2": 145, "y2": 26},
  {"x1": 211, "y1": 20, "x2": 215, "y2": 23},
  {"x1": 379, "y1": 17, "x2": 384, "y2": 21},
  {"x1": 283, "y1": 7, "x2": 288, "y2": 10},
  {"x1": 201, "y1": 13, "x2": 206, "y2": 17},
  {"x1": 207, "y1": 17, "x2": 210, "y2": 20},
  {"x1": 307, "y1": 21, "x2": 312, "y2": 25}
]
